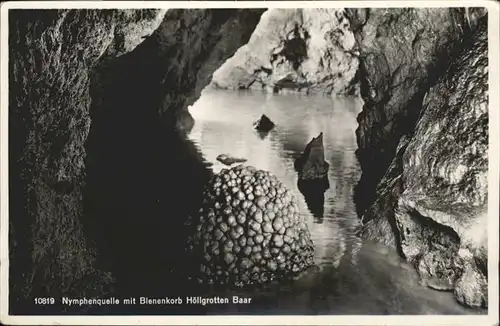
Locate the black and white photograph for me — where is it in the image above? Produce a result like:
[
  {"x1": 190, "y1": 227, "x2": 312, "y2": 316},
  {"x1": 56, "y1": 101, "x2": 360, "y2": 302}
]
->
[{"x1": 0, "y1": 1, "x2": 499, "y2": 325}]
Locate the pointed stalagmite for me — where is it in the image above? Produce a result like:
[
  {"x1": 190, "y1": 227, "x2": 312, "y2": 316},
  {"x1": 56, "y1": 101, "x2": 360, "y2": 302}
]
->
[
  {"x1": 294, "y1": 132, "x2": 329, "y2": 180},
  {"x1": 253, "y1": 114, "x2": 275, "y2": 133}
]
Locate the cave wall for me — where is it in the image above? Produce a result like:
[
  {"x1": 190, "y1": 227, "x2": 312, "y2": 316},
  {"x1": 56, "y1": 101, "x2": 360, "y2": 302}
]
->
[
  {"x1": 8, "y1": 9, "x2": 167, "y2": 310},
  {"x1": 346, "y1": 8, "x2": 487, "y2": 218},
  {"x1": 8, "y1": 8, "x2": 263, "y2": 312},
  {"x1": 346, "y1": 8, "x2": 489, "y2": 307},
  {"x1": 210, "y1": 8, "x2": 359, "y2": 95},
  {"x1": 151, "y1": 9, "x2": 266, "y2": 131},
  {"x1": 399, "y1": 23, "x2": 487, "y2": 307}
]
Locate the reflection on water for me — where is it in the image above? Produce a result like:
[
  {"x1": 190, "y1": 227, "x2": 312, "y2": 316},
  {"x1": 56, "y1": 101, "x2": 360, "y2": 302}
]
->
[
  {"x1": 189, "y1": 88, "x2": 362, "y2": 269},
  {"x1": 185, "y1": 88, "x2": 481, "y2": 315},
  {"x1": 298, "y1": 177, "x2": 330, "y2": 222}
]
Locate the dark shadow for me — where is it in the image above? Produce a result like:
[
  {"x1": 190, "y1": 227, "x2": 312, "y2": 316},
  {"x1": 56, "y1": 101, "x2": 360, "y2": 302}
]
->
[
  {"x1": 271, "y1": 23, "x2": 309, "y2": 71},
  {"x1": 297, "y1": 176, "x2": 330, "y2": 223},
  {"x1": 83, "y1": 32, "x2": 213, "y2": 308}
]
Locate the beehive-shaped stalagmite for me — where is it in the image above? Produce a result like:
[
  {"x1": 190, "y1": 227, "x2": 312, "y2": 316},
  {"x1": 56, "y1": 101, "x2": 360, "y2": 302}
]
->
[{"x1": 186, "y1": 165, "x2": 315, "y2": 286}]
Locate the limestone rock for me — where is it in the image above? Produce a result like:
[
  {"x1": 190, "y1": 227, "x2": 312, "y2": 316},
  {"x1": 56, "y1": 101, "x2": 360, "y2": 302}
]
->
[
  {"x1": 151, "y1": 9, "x2": 266, "y2": 131},
  {"x1": 358, "y1": 136, "x2": 410, "y2": 247},
  {"x1": 396, "y1": 21, "x2": 488, "y2": 307},
  {"x1": 106, "y1": 10, "x2": 167, "y2": 57},
  {"x1": 453, "y1": 249, "x2": 488, "y2": 307},
  {"x1": 346, "y1": 7, "x2": 488, "y2": 217},
  {"x1": 294, "y1": 133, "x2": 329, "y2": 180},
  {"x1": 358, "y1": 17, "x2": 489, "y2": 307},
  {"x1": 211, "y1": 9, "x2": 359, "y2": 95}
]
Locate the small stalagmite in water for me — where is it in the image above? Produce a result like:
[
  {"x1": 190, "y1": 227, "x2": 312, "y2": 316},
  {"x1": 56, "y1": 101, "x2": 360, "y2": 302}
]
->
[
  {"x1": 294, "y1": 132, "x2": 330, "y2": 180},
  {"x1": 216, "y1": 154, "x2": 247, "y2": 166},
  {"x1": 253, "y1": 114, "x2": 275, "y2": 133}
]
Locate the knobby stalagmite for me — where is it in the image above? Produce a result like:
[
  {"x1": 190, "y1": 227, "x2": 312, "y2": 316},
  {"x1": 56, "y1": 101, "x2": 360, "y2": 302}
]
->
[{"x1": 185, "y1": 165, "x2": 315, "y2": 286}]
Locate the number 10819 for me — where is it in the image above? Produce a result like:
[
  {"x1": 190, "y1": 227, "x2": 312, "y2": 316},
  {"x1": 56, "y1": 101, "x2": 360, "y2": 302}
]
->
[{"x1": 34, "y1": 297, "x2": 55, "y2": 305}]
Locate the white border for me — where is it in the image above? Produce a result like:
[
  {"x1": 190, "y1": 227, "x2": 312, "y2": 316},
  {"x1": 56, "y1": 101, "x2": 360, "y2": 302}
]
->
[{"x1": 0, "y1": 1, "x2": 499, "y2": 325}]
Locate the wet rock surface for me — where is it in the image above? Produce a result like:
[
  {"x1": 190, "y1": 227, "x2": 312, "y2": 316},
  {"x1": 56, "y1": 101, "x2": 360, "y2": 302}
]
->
[
  {"x1": 351, "y1": 11, "x2": 489, "y2": 308},
  {"x1": 346, "y1": 7, "x2": 487, "y2": 218},
  {"x1": 398, "y1": 22, "x2": 488, "y2": 307},
  {"x1": 294, "y1": 133, "x2": 329, "y2": 180},
  {"x1": 185, "y1": 165, "x2": 315, "y2": 287},
  {"x1": 211, "y1": 9, "x2": 359, "y2": 95}
]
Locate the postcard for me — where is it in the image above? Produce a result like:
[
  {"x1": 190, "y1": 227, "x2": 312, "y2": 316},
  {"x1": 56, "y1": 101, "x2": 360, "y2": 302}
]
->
[{"x1": 0, "y1": 1, "x2": 498, "y2": 325}]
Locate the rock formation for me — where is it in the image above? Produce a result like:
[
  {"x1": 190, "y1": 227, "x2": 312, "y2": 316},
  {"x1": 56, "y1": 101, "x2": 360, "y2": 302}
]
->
[
  {"x1": 294, "y1": 132, "x2": 330, "y2": 180},
  {"x1": 253, "y1": 114, "x2": 276, "y2": 133},
  {"x1": 216, "y1": 154, "x2": 248, "y2": 166},
  {"x1": 185, "y1": 165, "x2": 315, "y2": 286},
  {"x1": 8, "y1": 9, "x2": 167, "y2": 310},
  {"x1": 400, "y1": 23, "x2": 488, "y2": 306},
  {"x1": 346, "y1": 7, "x2": 487, "y2": 218},
  {"x1": 347, "y1": 8, "x2": 489, "y2": 307},
  {"x1": 211, "y1": 9, "x2": 359, "y2": 95},
  {"x1": 8, "y1": 8, "x2": 264, "y2": 312},
  {"x1": 152, "y1": 9, "x2": 266, "y2": 132}
]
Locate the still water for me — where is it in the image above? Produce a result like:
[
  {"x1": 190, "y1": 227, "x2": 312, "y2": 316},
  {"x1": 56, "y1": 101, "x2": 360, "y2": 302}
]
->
[{"x1": 185, "y1": 88, "x2": 481, "y2": 315}]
